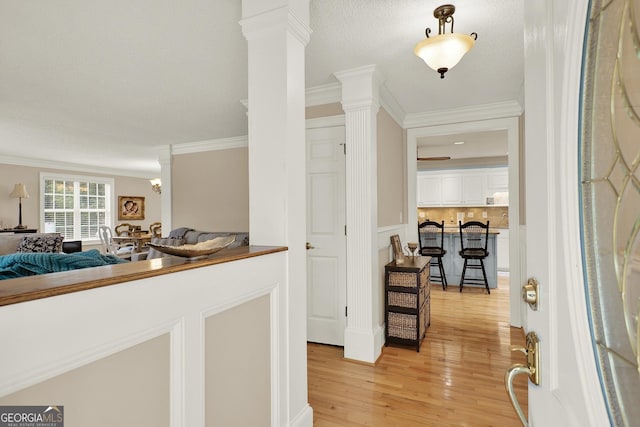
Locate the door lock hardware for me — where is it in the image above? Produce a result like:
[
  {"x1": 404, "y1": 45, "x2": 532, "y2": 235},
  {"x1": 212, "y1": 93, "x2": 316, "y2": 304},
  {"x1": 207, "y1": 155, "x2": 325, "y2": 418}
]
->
[
  {"x1": 505, "y1": 331, "x2": 540, "y2": 427},
  {"x1": 521, "y1": 277, "x2": 539, "y2": 310}
]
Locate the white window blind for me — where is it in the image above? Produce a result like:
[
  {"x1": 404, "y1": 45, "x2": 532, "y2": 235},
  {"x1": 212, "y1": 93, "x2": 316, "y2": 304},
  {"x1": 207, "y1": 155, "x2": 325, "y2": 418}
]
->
[{"x1": 41, "y1": 173, "x2": 114, "y2": 241}]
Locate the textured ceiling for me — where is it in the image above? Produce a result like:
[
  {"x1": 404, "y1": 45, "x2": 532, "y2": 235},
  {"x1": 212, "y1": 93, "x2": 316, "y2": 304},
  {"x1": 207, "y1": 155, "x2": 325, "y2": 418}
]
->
[{"x1": 0, "y1": 0, "x2": 523, "y2": 176}]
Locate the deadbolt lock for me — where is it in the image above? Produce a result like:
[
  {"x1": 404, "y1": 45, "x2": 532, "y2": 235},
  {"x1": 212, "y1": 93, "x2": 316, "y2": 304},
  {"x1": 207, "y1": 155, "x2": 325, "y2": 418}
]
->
[{"x1": 522, "y1": 277, "x2": 539, "y2": 310}]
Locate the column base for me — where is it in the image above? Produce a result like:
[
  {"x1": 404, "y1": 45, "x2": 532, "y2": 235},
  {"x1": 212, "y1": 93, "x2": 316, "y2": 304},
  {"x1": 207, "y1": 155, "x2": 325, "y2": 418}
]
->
[{"x1": 343, "y1": 325, "x2": 384, "y2": 363}]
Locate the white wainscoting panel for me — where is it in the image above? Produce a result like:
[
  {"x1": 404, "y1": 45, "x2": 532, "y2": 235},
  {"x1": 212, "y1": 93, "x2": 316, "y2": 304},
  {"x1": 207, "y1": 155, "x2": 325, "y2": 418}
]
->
[{"x1": 0, "y1": 252, "x2": 289, "y2": 427}]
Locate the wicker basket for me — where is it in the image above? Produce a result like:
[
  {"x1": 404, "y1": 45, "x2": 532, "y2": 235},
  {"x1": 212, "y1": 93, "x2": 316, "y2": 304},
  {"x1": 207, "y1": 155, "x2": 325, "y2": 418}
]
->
[
  {"x1": 388, "y1": 271, "x2": 415, "y2": 288},
  {"x1": 422, "y1": 296, "x2": 430, "y2": 328},
  {"x1": 388, "y1": 311, "x2": 426, "y2": 341},
  {"x1": 388, "y1": 268, "x2": 428, "y2": 288},
  {"x1": 388, "y1": 285, "x2": 425, "y2": 309}
]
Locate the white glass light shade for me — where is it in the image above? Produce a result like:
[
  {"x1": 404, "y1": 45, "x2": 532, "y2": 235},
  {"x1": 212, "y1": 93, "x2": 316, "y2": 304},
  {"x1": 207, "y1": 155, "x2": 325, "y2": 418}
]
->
[{"x1": 414, "y1": 33, "x2": 475, "y2": 72}]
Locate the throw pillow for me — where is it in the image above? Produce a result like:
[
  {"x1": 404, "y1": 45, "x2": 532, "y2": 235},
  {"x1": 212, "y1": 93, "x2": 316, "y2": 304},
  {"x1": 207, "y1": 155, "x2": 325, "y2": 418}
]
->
[{"x1": 16, "y1": 234, "x2": 64, "y2": 253}]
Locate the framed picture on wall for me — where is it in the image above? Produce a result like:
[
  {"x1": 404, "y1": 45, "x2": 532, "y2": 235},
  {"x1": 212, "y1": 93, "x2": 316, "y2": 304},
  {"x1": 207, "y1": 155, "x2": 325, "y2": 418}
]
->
[{"x1": 118, "y1": 196, "x2": 145, "y2": 221}]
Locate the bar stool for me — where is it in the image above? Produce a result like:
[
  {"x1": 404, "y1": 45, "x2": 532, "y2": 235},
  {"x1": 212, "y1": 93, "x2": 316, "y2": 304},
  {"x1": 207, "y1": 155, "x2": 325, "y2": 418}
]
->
[
  {"x1": 418, "y1": 220, "x2": 448, "y2": 290},
  {"x1": 458, "y1": 220, "x2": 490, "y2": 294}
]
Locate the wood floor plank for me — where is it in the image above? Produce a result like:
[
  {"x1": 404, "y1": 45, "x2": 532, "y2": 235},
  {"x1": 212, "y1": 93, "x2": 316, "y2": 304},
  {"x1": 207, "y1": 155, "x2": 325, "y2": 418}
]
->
[{"x1": 308, "y1": 274, "x2": 528, "y2": 426}]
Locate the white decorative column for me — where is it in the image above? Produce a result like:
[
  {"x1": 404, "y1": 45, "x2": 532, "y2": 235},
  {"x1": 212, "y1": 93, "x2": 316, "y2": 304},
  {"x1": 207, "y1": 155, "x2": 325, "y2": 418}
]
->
[
  {"x1": 335, "y1": 65, "x2": 382, "y2": 363},
  {"x1": 157, "y1": 145, "x2": 172, "y2": 232},
  {"x1": 241, "y1": 1, "x2": 312, "y2": 426}
]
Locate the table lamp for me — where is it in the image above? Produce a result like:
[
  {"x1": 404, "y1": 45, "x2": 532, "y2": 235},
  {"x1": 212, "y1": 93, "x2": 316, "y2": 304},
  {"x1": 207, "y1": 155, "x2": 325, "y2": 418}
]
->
[{"x1": 10, "y1": 183, "x2": 29, "y2": 229}]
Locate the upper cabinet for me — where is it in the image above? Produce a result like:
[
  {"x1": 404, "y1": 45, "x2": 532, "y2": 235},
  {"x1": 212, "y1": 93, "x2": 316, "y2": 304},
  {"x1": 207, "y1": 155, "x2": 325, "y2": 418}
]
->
[
  {"x1": 441, "y1": 176, "x2": 462, "y2": 204},
  {"x1": 461, "y1": 174, "x2": 485, "y2": 205},
  {"x1": 486, "y1": 170, "x2": 508, "y2": 191},
  {"x1": 417, "y1": 175, "x2": 443, "y2": 206},
  {"x1": 417, "y1": 167, "x2": 509, "y2": 207}
]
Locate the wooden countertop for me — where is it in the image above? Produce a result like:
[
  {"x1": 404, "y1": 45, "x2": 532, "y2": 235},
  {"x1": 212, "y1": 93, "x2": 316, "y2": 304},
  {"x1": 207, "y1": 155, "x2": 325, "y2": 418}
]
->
[{"x1": 0, "y1": 245, "x2": 287, "y2": 307}]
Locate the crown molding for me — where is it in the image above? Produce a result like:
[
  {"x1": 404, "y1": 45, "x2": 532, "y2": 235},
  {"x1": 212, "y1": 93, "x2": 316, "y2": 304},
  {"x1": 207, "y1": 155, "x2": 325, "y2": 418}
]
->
[
  {"x1": 305, "y1": 115, "x2": 345, "y2": 129},
  {"x1": 305, "y1": 83, "x2": 342, "y2": 107},
  {"x1": 403, "y1": 100, "x2": 523, "y2": 129},
  {"x1": 0, "y1": 155, "x2": 156, "y2": 179},
  {"x1": 245, "y1": 84, "x2": 341, "y2": 110},
  {"x1": 379, "y1": 84, "x2": 406, "y2": 127},
  {"x1": 306, "y1": 79, "x2": 405, "y2": 127},
  {"x1": 171, "y1": 135, "x2": 248, "y2": 155}
]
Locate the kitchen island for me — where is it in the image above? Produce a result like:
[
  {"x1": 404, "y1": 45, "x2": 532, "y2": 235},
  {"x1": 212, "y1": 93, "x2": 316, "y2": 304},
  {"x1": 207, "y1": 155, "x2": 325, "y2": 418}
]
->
[{"x1": 420, "y1": 227, "x2": 500, "y2": 289}]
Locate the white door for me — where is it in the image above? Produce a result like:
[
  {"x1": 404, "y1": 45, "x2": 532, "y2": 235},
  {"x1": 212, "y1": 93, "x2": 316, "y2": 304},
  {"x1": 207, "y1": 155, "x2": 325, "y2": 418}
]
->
[
  {"x1": 306, "y1": 126, "x2": 346, "y2": 346},
  {"x1": 518, "y1": 1, "x2": 615, "y2": 426}
]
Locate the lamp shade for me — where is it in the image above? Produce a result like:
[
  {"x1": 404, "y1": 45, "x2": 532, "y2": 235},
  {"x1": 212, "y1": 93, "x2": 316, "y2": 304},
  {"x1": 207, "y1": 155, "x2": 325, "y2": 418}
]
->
[
  {"x1": 9, "y1": 183, "x2": 29, "y2": 199},
  {"x1": 414, "y1": 33, "x2": 475, "y2": 73}
]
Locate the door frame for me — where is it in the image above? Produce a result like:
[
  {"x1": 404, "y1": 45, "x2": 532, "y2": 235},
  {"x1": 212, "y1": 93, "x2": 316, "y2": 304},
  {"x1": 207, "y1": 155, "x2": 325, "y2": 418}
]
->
[{"x1": 406, "y1": 111, "x2": 524, "y2": 327}]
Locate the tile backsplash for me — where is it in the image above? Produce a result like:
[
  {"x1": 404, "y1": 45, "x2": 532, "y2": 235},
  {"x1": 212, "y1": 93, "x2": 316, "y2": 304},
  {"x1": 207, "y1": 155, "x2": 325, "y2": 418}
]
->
[{"x1": 417, "y1": 206, "x2": 509, "y2": 228}]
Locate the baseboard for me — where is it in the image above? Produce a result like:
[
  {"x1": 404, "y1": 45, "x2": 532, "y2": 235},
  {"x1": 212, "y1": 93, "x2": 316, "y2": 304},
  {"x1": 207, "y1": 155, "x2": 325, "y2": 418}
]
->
[{"x1": 289, "y1": 403, "x2": 313, "y2": 427}]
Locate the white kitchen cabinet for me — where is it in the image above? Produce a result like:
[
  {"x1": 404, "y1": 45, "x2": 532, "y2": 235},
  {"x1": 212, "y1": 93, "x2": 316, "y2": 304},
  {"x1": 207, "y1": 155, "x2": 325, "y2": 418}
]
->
[
  {"x1": 416, "y1": 167, "x2": 509, "y2": 207},
  {"x1": 462, "y1": 174, "x2": 484, "y2": 205},
  {"x1": 487, "y1": 170, "x2": 508, "y2": 191},
  {"x1": 496, "y1": 228, "x2": 510, "y2": 271},
  {"x1": 417, "y1": 175, "x2": 442, "y2": 206},
  {"x1": 441, "y1": 175, "x2": 462, "y2": 205},
  {"x1": 485, "y1": 169, "x2": 509, "y2": 203}
]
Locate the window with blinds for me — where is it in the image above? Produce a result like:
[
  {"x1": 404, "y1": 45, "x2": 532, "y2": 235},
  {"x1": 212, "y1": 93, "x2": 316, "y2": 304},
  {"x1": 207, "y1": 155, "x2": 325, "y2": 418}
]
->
[{"x1": 41, "y1": 174, "x2": 114, "y2": 241}]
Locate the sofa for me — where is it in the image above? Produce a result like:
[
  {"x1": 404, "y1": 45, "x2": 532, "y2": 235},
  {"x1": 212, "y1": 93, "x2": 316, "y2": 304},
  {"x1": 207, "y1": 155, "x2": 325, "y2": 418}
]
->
[
  {"x1": 0, "y1": 232, "x2": 124, "y2": 280},
  {"x1": 131, "y1": 228, "x2": 249, "y2": 261},
  {"x1": 0, "y1": 233, "x2": 65, "y2": 256}
]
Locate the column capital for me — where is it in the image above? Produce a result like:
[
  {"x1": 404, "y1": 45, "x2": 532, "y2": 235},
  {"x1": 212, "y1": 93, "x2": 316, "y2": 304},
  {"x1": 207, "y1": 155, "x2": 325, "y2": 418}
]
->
[
  {"x1": 156, "y1": 145, "x2": 172, "y2": 166},
  {"x1": 240, "y1": 5, "x2": 311, "y2": 46},
  {"x1": 334, "y1": 65, "x2": 384, "y2": 112}
]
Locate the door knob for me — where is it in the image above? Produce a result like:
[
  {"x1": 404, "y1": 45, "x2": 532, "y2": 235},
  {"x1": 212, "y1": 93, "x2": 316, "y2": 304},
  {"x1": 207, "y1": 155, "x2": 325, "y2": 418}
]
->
[
  {"x1": 306, "y1": 242, "x2": 315, "y2": 250},
  {"x1": 522, "y1": 277, "x2": 539, "y2": 310},
  {"x1": 505, "y1": 331, "x2": 540, "y2": 427}
]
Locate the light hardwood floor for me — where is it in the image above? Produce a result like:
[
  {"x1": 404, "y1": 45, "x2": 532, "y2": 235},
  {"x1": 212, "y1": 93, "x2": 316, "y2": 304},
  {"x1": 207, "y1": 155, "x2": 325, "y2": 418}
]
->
[{"x1": 308, "y1": 274, "x2": 528, "y2": 426}]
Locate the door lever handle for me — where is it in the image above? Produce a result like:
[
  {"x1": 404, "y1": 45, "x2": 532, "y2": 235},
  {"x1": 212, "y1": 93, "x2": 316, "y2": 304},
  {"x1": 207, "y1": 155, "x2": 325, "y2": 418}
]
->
[
  {"x1": 505, "y1": 365, "x2": 530, "y2": 427},
  {"x1": 510, "y1": 345, "x2": 527, "y2": 355},
  {"x1": 505, "y1": 332, "x2": 540, "y2": 427},
  {"x1": 306, "y1": 242, "x2": 315, "y2": 250}
]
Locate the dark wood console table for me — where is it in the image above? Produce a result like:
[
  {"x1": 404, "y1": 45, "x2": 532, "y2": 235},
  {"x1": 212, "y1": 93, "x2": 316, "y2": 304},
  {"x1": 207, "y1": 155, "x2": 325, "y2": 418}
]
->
[{"x1": 0, "y1": 228, "x2": 37, "y2": 234}]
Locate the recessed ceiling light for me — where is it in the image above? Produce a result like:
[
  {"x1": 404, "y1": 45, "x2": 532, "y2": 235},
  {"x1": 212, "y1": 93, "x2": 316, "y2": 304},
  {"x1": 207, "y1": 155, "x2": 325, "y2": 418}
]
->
[{"x1": 454, "y1": 141, "x2": 465, "y2": 145}]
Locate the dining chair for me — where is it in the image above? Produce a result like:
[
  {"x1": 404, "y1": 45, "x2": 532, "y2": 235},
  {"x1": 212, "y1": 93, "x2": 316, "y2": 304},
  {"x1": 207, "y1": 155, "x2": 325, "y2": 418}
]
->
[
  {"x1": 115, "y1": 223, "x2": 135, "y2": 236},
  {"x1": 98, "y1": 225, "x2": 134, "y2": 259},
  {"x1": 458, "y1": 220, "x2": 490, "y2": 294},
  {"x1": 149, "y1": 222, "x2": 162, "y2": 238},
  {"x1": 418, "y1": 220, "x2": 448, "y2": 290}
]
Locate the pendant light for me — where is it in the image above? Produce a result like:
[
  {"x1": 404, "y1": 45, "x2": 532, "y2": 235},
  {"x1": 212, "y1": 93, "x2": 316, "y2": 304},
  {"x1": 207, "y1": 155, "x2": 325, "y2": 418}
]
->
[{"x1": 414, "y1": 4, "x2": 477, "y2": 79}]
